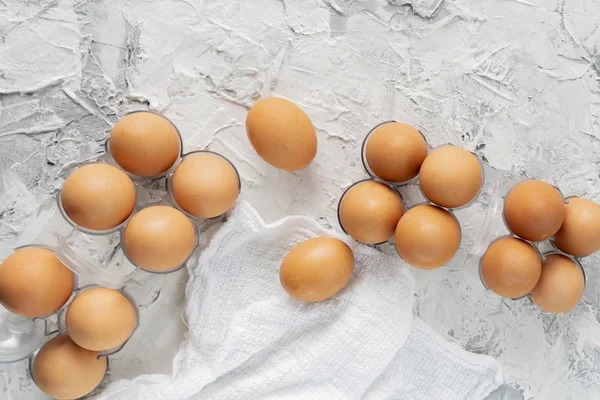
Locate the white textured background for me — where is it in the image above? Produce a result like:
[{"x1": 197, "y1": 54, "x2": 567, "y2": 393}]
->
[{"x1": 1, "y1": 0, "x2": 600, "y2": 399}]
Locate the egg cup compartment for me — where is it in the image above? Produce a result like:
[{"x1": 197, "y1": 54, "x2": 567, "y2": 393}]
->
[
  {"x1": 55, "y1": 284, "x2": 141, "y2": 358},
  {"x1": 336, "y1": 178, "x2": 405, "y2": 246},
  {"x1": 103, "y1": 110, "x2": 185, "y2": 182},
  {"x1": 360, "y1": 120, "x2": 429, "y2": 187},
  {"x1": 165, "y1": 150, "x2": 242, "y2": 224}
]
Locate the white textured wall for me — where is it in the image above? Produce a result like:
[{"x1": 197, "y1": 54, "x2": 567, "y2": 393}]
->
[{"x1": 1, "y1": 0, "x2": 600, "y2": 399}]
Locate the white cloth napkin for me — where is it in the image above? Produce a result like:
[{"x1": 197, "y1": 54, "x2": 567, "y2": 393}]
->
[{"x1": 95, "y1": 201, "x2": 502, "y2": 400}]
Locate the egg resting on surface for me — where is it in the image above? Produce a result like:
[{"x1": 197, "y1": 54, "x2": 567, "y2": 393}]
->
[
  {"x1": 66, "y1": 287, "x2": 137, "y2": 351},
  {"x1": 418, "y1": 145, "x2": 483, "y2": 208},
  {"x1": 109, "y1": 111, "x2": 181, "y2": 177},
  {"x1": 553, "y1": 197, "x2": 600, "y2": 257},
  {"x1": 280, "y1": 237, "x2": 354, "y2": 302},
  {"x1": 0, "y1": 247, "x2": 74, "y2": 318},
  {"x1": 480, "y1": 237, "x2": 542, "y2": 298},
  {"x1": 32, "y1": 334, "x2": 107, "y2": 400},
  {"x1": 246, "y1": 97, "x2": 317, "y2": 171},
  {"x1": 123, "y1": 206, "x2": 196, "y2": 272},
  {"x1": 338, "y1": 180, "x2": 404, "y2": 244},
  {"x1": 503, "y1": 179, "x2": 565, "y2": 241},
  {"x1": 60, "y1": 163, "x2": 136, "y2": 231},
  {"x1": 394, "y1": 204, "x2": 461, "y2": 269},
  {"x1": 365, "y1": 122, "x2": 428, "y2": 183},
  {"x1": 530, "y1": 254, "x2": 584, "y2": 313},
  {"x1": 171, "y1": 153, "x2": 239, "y2": 218}
]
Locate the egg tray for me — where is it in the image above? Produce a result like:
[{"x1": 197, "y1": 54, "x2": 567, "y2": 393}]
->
[{"x1": 0, "y1": 110, "x2": 242, "y2": 369}]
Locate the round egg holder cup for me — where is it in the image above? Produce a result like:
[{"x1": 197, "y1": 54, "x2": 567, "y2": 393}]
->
[
  {"x1": 0, "y1": 109, "x2": 241, "y2": 386},
  {"x1": 339, "y1": 121, "x2": 485, "y2": 268}
]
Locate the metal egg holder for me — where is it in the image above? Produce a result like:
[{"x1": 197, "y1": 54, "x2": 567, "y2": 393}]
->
[
  {"x1": 1, "y1": 111, "x2": 241, "y2": 397},
  {"x1": 338, "y1": 121, "x2": 484, "y2": 264},
  {"x1": 465, "y1": 174, "x2": 589, "y2": 307}
]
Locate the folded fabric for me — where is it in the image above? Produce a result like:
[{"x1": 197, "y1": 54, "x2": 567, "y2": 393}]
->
[{"x1": 95, "y1": 201, "x2": 502, "y2": 400}]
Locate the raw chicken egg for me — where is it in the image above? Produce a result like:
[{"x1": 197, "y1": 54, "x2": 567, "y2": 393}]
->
[
  {"x1": 419, "y1": 145, "x2": 483, "y2": 208},
  {"x1": 530, "y1": 254, "x2": 584, "y2": 313},
  {"x1": 123, "y1": 206, "x2": 196, "y2": 272},
  {"x1": 480, "y1": 237, "x2": 542, "y2": 298},
  {"x1": 246, "y1": 97, "x2": 317, "y2": 171},
  {"x1": 66, "y1": 287, "x2": 137, "y2": 351},
  {"x1": 32, "y1": 334, "x2": 107, "y2": 400},
  {"x1": 503, "y1": 180, "x2": 565, "y2": 241},
  {"x1": 364, "y1": 122, "x2": 428, "y2": 183},
  {"x1": 394, "y1": 204, "x2": 461, "y2": 269},
  {"x1": 170, "y1": 152, "x2": 240, "y2": 218},
  {"x1": 280, "y1": 237, "x2": 354, "y2": 302},
  {"x1": 109, "y1": 111, "x2": 181, "y2": 177},
  {"x1": 0, "y1": 247, "x2": 74, "y2": 318},
  {"x1": 553, "y1": 197, "x2": 600, "y2": 257},
  {"x1": 60, "y1": 163, "x2": 136, "y2": 231},
  {"x1": 338, "y1": 180, "x2": 404, "y2": 244}
]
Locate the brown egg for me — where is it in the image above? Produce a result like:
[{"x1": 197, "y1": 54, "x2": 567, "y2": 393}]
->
[
  {"x1": 66, "y1": 287, "x2": 137, "y2": 351},
  {"x1": 394, "y1": 204, "x2": 461, "y2": 269},
  {"x1": 0, "y1": 248, "x2": 74, "y2": 318},
  {"x1": 246, "y1": 97, "x2": 317, "y2": 171},
  {"x1": 109, "y1": 111, "x2": 181, "y2": 177},
  {"x1": 280, "y1": 237, "x2": 354, "y2": 302},
  {"x1": 480, "y1": 237, "x2": 542, "y2": 298},
  {"x1": 419, "y1": 145, "x2": 483, "y2": 208},
  {"x1": 553, "y1": 197, "x2": 600, "y2": 257},
  {"x1": 503, "y1": 180, "x2": 565, "y2": 241},
  {"x1": 530, "y1": 254, "x2": 584, "y2": 313},
  {"x1": 123, "y1": 206, "x2": 196, "y2": 272},
  {"x1": 338, "y1": 180, "x2": 404, "y2": 244},
  {"x1": 171, "y1": 153, "x2": 239, "y2": 218},
  {"x1": 61, "y1": 163, "x2": 136, "y2": 231},
  {"x1": 32, "y1": 335, "x2": 107, "y2": 400},
  {"x1": 364, "y1": 122, "x2": 428, "y2": 183}
]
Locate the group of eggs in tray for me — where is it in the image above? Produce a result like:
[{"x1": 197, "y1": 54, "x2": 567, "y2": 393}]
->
[{"x1": 1, "y1": 97, "x2": 599, "y2": 399}]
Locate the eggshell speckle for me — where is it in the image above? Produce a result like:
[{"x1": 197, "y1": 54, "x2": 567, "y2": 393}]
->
[
  {"x1": 531, "y1": 254, "x2": 584, "y2": 313},
  {"x1": 394, "y1": 204, "x2": 461, "y2": 269},
  {"x1": 171, "y1": 153, "x2": 239, "y2": 218},
  {"x1": 280, "y1": 237, "x2": 354, "y2": 302},
  {"x1": 66, "y1": 287, "x2": 137, "y2": 351},
  {"x1": 553, "y1": 197, "x2": 600, "y2": 257},
  {"x1": 60, "y1": 163, "x2": 136, "y2": 231},
  {"x1": 503, "y1": 180, "x2": 565, "y2": 241},
  {"x1": 0, "y1": 248, "x2": 74, "y2": 318},
  {"x1": 246, "y1": 97, "x2": 317, "y2": 171},
  {"x1": 480, "y1": 237, "x2": 542, "y2": 298},
  {"x1": 123, "y1": 206, "x2": 196, "y2": 272},
  {"x1": 365, "y1": 122, "x2": 427, "y2": 183},
  {"x1": 339, "y1": 180, "x2": 404, "y2": 244}
]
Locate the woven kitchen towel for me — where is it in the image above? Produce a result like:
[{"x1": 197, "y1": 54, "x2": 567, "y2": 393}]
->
[{"x1": 95, "y1": 201, "x2": 502, "y2": 400}]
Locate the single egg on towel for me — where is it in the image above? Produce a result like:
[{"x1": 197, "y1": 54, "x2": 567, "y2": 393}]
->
[
  {"x1": 503, "y1": 179, "x2": 565, "y2": 241},
  {"x1": 32, "y1": 335, "x2": 107, "y2": 400},
  {"x1": 246, "y1": 97, "x2": 317, "y2": 171},
  {"x1": 66, "y1": 287, "x2": 137, "y2": 351},
  {"x1": 418, "y1": 145, "x2": 483, "y2": 208},
  {"x1": 394, "y1": 204, "x2": 461, "y2": 269},
  {"x1": 553, "y1": 197, "x2": 600, "y2": 257},
  {"x1": 280, "y1": 237, "x2": 354, "y2": 302},
  {"x1": 109, "y1": 111, "x2": 181, "y2": 177},
  {"x1": 0, "y1": 247, "x2": 74, "y2": 318},
  {"x1": 364, "y1": 122, "x2": 428, "y2": 183},
  {"x1": 60, "y1": 163, "x2": 136, "y2": 231},
  {"x1": 480, "y1": 237, "x2": 542, "y2": 298},
  {"x1": 123, "y1": 206, "x2": 196, "y2": 272},
  {"x1": 170, "y1": 152, "x2": 240, "y2": 218},
  {"x1": 530, "y1": 254, "x2": 584, "y2": 313},
  {"x1": 338, "y1": 180, "x2": 404, "y2": 244}
]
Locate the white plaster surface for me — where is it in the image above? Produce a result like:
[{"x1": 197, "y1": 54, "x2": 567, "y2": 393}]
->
[{"x1": 1, "y1": 0, "x2": 599, "y2": 399}]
